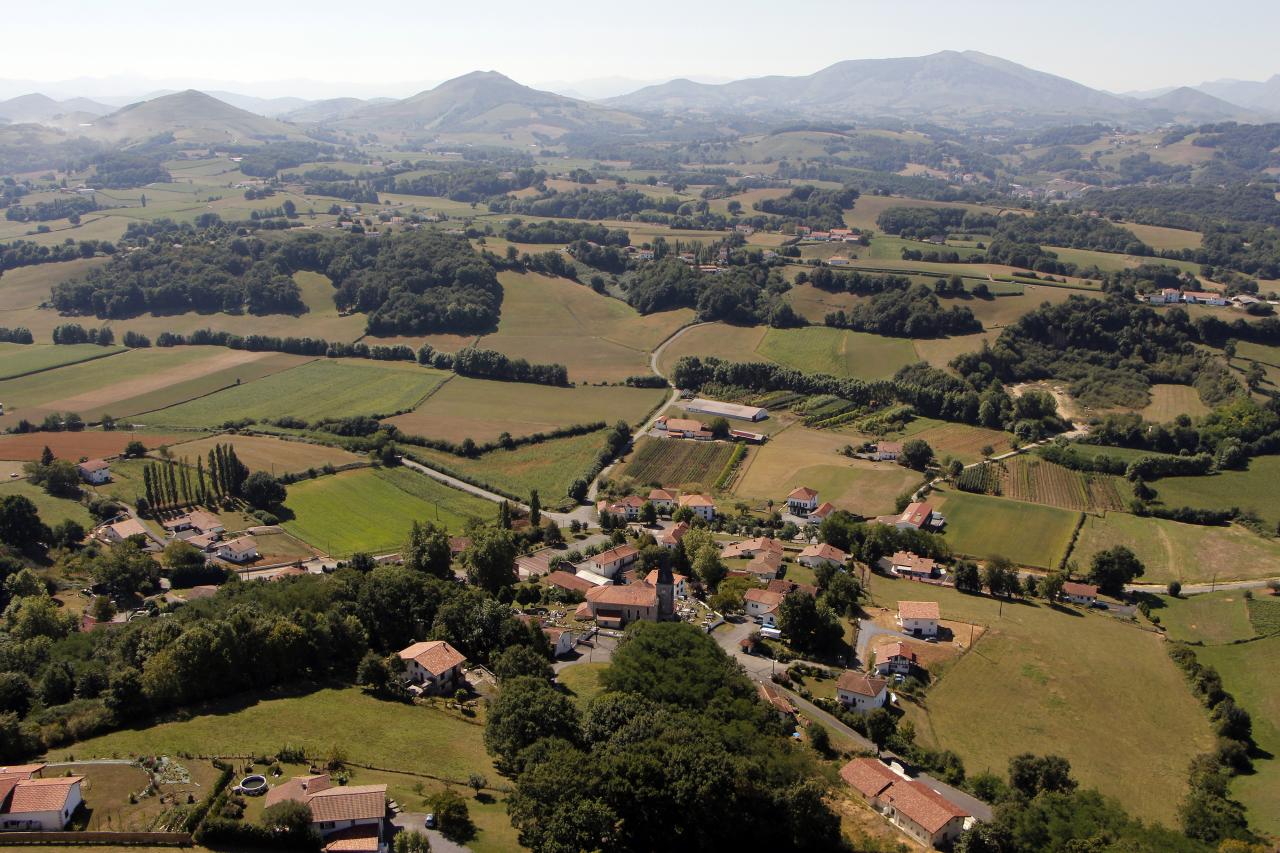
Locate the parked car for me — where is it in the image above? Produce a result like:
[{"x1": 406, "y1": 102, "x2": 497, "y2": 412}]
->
[{"x1": 425, "y1": 813, "x2": 436, "y2": 829}]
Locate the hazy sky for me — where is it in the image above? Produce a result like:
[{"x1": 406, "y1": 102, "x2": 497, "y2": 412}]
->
[{"x1": 4, "y1": 0, "x2": 1278, "y2": 97}]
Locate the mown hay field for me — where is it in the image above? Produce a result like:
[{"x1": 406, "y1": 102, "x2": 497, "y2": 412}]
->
[
  {"x1": 166, "y1": 433, "x2": 364, "y2": 476},
  {"x1": 874, "y1": 574, "x2": 1214, "y2": 826},
  {"x1": 0, "y1": 343, "x2": 123, "y2": 380},
  {"x1": 282, "y1": 466, "x2": 494, "y2": 556},
  {"x1": 0, "y1": 256, "x2": 109, "y2": 311},
  {"x1": 385, "y1": 376, "x2": 665, "y2": 444},
  {"x1": 140, "y1": 359, "x2": 448, "y2": 428},
  {"x1": 0, "y1": 429, "x2": 189, "y2": 461},
  {"x1": 930, "y1": 488, "x2": 1080, "y2": 569},
  {"x1": 1154, "y1": 455, "x2": 1280, "y2": 528},
  {"x1": 618, "y1": 437, "x2": 736, "y2": 489},
  {"x1": 1139, "y1": 384, "x2": 1208, "y2": 421}
]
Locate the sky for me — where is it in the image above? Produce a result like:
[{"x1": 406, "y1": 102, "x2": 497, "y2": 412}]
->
[{"x1": 3, "y1": 0, "x2": 1278, "y2": 99}]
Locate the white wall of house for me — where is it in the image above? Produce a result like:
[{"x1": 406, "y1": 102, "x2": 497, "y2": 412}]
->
[
  {"x1": 837, "y1": 687, "x2": 887, "y2": 712},
  {"x1": 899, "y1": 617, "x2": 938, "y2": 637}
]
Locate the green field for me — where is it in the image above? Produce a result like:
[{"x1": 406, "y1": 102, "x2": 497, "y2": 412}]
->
[
  {"x1": 931, "y1": 488, "x2": 1080, "y2": 569},
  {"x1": 1140, "y1": 384, "x2": 1208, "y2": 421},
  {"x1": 618, "y1": 436, "x2": 736, "y2": 490},
  {"x1": 557, "y1": 662, "x2": 610, "y2": 709},
  {"x1": 1045, "y1": 245, "x2": 1201, "y2": 275},
  {"x1": 1071, "y1": 512, "x2": 1280, "y2": 584},
  {"x1": 1158, "y1": 591, "x2": 1257, "y2": 645},
  {"x1": 142, "y1": 359, "x2": 449, "y2": 428},
  {"x1": 869, "y1": 416, "x2": 1014, "y2": 464},
  {"x1": 1154, "y1": 455, "x2": 1280, "y2": 528},
  {"x1": 282, "y1": 466, "x2": 495, "y2": 556},
  {"x1": 0, "y1": 256, "x2": 110, "y2": 311},
  {"x1": 48, "y1": 685, "x2": 520, "y2": 853},
  {"x1": 0, "y1": 479, "x2": 93, "y2": 528},
  {"x1": 0, "y1": 343, "x2": 124, "y2": 380},
  {"x1": 1197, "y1": 635, "x2": 1280, "y2": 835},
  {"x1": 385, "y1": 376, "x2": 666, "y2": 443},
  {"x1": 754, "y1": 326, "x2": 919, "y2": 381},
  {"x1": 409, "y1": 428, "x2": 607, "y2": 506},
  {"x1": 870, "y1": 575, "x2": 1213, "y2": 826}
]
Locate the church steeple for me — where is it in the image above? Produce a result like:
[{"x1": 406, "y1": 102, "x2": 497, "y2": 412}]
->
[{"x1": 655, "y1": 562, "x2": 675, "y2": 620}]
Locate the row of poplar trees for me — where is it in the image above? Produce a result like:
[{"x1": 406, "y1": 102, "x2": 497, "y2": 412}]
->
[{"x1": 142, "y1": 443, "x2": 249, "y2": 512}]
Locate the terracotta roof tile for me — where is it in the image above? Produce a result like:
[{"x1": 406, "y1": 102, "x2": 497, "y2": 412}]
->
[
  {"x1": 398, "y1": 641, "x2": 466, "y2": 676},
  {"x1": 586, "y1": 584, "x2": 657, "y2": 607},
  {"x1": 7, "y1": 776, "x2": 82, "y2": 813},
  {"x1": 836, "y1": 671, "x2": 887, "y2": 697},
  {"x1": 898, "y1": 601, "x2": 940, "y2": 620},
  {"x1": 884, "y1": 780, "x2": 969, "y2": 833},
  {"x1": 840, "y1": 757, "x2": 899, "y2": 798},
  {"x1": 265, "y1": 774, "x2": 330, "y2": 809},
  {"x1": 306, "y1": 784, "x2": 386, "y2": 823},
  {"x1": 545, "y1": 571, "x2": 595, "y2": 593}
]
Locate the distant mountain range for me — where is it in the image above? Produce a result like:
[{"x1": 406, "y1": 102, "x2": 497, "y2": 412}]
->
[{"x1": 1, "y1": 53, "x2": 1277, "y2": 141}]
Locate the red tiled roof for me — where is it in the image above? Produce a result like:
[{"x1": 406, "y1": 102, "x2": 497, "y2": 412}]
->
[
  {"x1": 1063, "y1": 581, "x2": 1098, "y2": 597},
  {"x1": 892, "y1": 551, "x2": 935, "y2": 573},
  {"x1": 744, "y1": 588, "x2": 785, "y2": 609},
  {"x1": 322, "y1": 824, "x2": 381, "y2": 852},
  {"x1": 898, "y1": 502, "x2": 934, "y2": 528},
  {"x1": 757, "y1": 682, "x2": 797, "y2": 715},
  {"x1": 306, "y1": 784, "x2": 386, "y2": 823},
  {"x1": 745, "y1": 551, "x2": 783, "y2": 576},
  {"x1": 877, "y1": 441, "x2": 904, "y2": 453},
  {"x1": 7, "y1": 776, "x2": 82, "y2": 813},
  {"x1": 884, "y1": 780, "x2": 970, "y2": 833},
  {"x1": 665, "y1": 418, "x2": 705, "y2": 433},
  {"x1": 788, "y1": 486, "x2": 818, "y2": 500},
  {"x1": 836, "y1": 671, "x2": 887, "y2": 698},
  {"x1": 722, "y1": 537, "x2": 785, "y2": 559},
  {"x1": 799, "y1": 543, "x2": 847, "y2": 562},
  {"x1": 876, "y1": 642, "x2": 917, "y2": 664},
  {"x1": 449, "y1": 536, "x2": 471, "y2": 555},
  {"x1": 899, "y1": 600, "x2": 940, "y2": 620},
  {"x1": 659, "y1": 522, "x2": 689, "y2": 545},
  {"x1": 840, "y1": 757, "x2": 899, "y2": 799},
  {"x1": 678, "y1": 494, "x2": 714, "y2": 507},
  {"x1": 645, "y1": 570, "x2": 687, "y2": 587},
  {"x1": 546, "y1": 571, "x2": 595, "y2": 593},
  {"x1": 0, "y1": 765, "x2": 44, "y2": 778},
  {"x1": 78, "y1": 459, "x2": 109, "y2": 473},
  {"x1": 765, "y1": 579, "x2": 817, "y2": 597},
  {"x1": 586, "y1": 584, "x2": 657, "y2": 607},
  {"x1": 265, "y1": 774, "x2": 330, "y2": 809},
  {"x1": 592, "y1": 544, "x2": 639, "y2": 565},
  {"x1": 398, "y1": 640, "x2": 466, "y2": 676},
  {"x1": 808, "y1": 501, "x2": 835, "y2": 518},
  {"x1": 648, "y1": 489, "x2": 675, "y2": 501}
]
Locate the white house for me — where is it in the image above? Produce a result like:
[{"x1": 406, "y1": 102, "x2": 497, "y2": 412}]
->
[
  {"x1": 585, "y1": 583, "x2": 659, "y2": 628},
  {"x1": 588, "y1": 544, "x2": 639, "y2": 579},
  {"x1": 786, "y1": 486, "x2": 819, "y2": 515},
  {"x1": 877, "y1": 502, "x2": 944, "y2": 531},
  {"x1": 646, "y1": 570, "x2": 689, "y2": 599},
  {"x1": 76, "y1": 459, "x2": 110, "y2": 485},
  {"x1": 874, "y1": 642, "x2": 919, "y2": 676},
  {"x1": 0, "y1": 776, "x2": 84, "y2": 830},
  {"x1": 722, "y1": 537, "x2": 785, "y2": 560},
  {"x1": 1062, "y1": 581, "x2": 1099, "y2": 606},
  {"x1": 678, "y1": 493, "x2": 716, "y2": 521},
  {"x1": 658, "y1": 521, "x2": 688, "y2": 549},
  {"x1": 798, "y1": 543, "x2": 847, "y2": 569},
  {"x1": 897, "y1": 601, "x2": 940, "y2": 638},
  {"x1": 806, "y1": 502, "x2": 836, "y2": 524},
  {"x1": 99, "y1": 517, "x2": 149, "y2": 545},
  {"x1": 267, "y1": 776, "x2": 386, "y2": 852},
  {"x1": 597, "y1": 496, "x2": 644, "y2": 521},
  {"x1": 835, "y1": 672, "x2": 888, "y2": 712},
  {"x1": 215, "y1": 536, "x2": 259, "y2": 564},
  {"x1": 744, "y1": 588, "x2": 785, "y2": 627},
  {"x1": 398, "y1": 640, "x2": 467, "y2": 694},
  {"x1": 840, "y1": 758, "x2": 975, "y2": 848},
  {"x1": 888, "y1": 551, "x2": 937, "y2": 579},
  {"x1": 543, "y1": 626, "x2": 575, "y2": 658},
  {"x1": 875, "y1": 441, "x2": 903, "y2": 461},
  {"x1": 647, "y1": 489, "x2": 676, "y2": 512}
]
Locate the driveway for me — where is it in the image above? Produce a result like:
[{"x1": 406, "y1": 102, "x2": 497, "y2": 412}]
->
[
  {"x1": 854, "y1": 619, "x2": 915, "y2": 668},
  {"x1": 392, "y1": 813, "x2": 470, "y2": 853},
  {"x1": 553, "y1": 631, "x2": 618, "y2": 674}
]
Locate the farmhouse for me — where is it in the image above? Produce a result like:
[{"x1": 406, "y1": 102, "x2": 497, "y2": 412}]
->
[
  {"x1": 515, "y1": 549, "x2": 558, "y2": 580},
  {"x1": 398, "y1": 640, "x2": 467, "y2": 694},
  {"x1": 542, "y1": 626, "x2": 575, "y2": 657},
  {"x1": 1062, "y1": 581, "x2": 1099, "y2": 606},
  {"x1": 875, "y1": 441, "x2": 903, "y2": 461},
  {"x1": 99, "y1": 517, "x2": 150, "y2": 545},
  {"x1": 806, "y1": 502, "x2": 836, "y2": 523},
  {"x1": 722, "y1": 536, "x2": 785, "y2": 560},
  {"x1": 545, "y1": 570, "x2": 596, "y2": 596},
  {"x1": 269, "y1": 776, "x2": 387, "y2": 852},
  {"x1": 647, "y1": 488, "x2": 676, "y2": 510},
  {"x1": 744, "y1": 588, "x2": 785, "y2": 627},
  {"x1": 877, "y1": 502, "x2": 944, "y2": 531},
  {"x1": 766, "y1": 578, "x2": 817, "y2": 598},
  {"x1": 798, "y1": 543, "x2": 847, "y2": 569},
  {"x1": 684, "y1": 398, "x2": 768, "y2": 422},
  {"x1": 163, "y1": 510, "x2": 225, "y2": 536},
  {"x1": 840, "y1": 757, "x2": 977, "y2": 848},
  {"x1": 744, "y1": 550, "x2": 784, "y2": 581},
  {"x1": 835, "y1": 671, "x2": 889, "y2": 712},
  {"x1": 786, "y1": 486, "x2": 819, "y2": 514},
  {"x1": 658, "y1": 521, "x2": 688, "y2": 549},
  {"x1": 757, "y1": 682, "x2": 797, "y2": 719},
  {"x1": 729, "y1": 428, "x2": 767, "y2": 443},
  {"x1": 874, "y1": 641, "x2": 919, "y2": 676},
  {"x1": 448, "y1": 536, "x2": 471, "y2": 557},
  {"x1": 597, "y1": 495, "x2": 644, "y2": 521},
  {"x1": 586, "y1": 583, "x2": 659, "y2": 628},
  {"x1": 76, "y1": 459, "x2": 110, "y2": 485},
  {"x1": 588, "y1": 544, "x2": 640, "y2": 579},
  {"x1": 215, "y1": 536, "x2": 259, "y2": 564},
  {"x1": 888, "y1": 551, "x2": 938, "y2": 579},
  {"x1": 678, "y1": 493, "x2": 717, "y2": 521},
  {"x1": 1182, "y1": 291, "x2": 1228, "y2": 306},
  {"x1": 0, "y1": 774, "x2": 84, "y2": 831},
  {"x1": 897, "y1": 601, "x2": 940, "y2": 637},
  {"x1": 655, "y1": 416, "x2": 711, "y2": 439}
]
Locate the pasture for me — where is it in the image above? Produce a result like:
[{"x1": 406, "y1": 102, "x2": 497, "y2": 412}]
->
[
  {"x1": 409, "y1": 428, "x2": 607, "y2": 505},
  {"x1": 472, "y1": 271, "x2": 693, "y2": 383},
  {"x1": 754, "y1": 326, "x2": 919, "y2": 381},
  {"x1": 0, "y1": 346, "x2": 313, "y2": 430},
  {"x1": 1154, "y1": 455, "x2": 1280, "y2": 528},
  {"x1": 1140, "y1": 384, "x2": 1208, "y2": 421},
  {"x1": 0, "y1": 343, "x2": 123, "y2": 380},
  {"x1": 1070, "y1": 512, "x2": 1280, "y2": 584},
  {"x1": 1045, "y1": 245, "x2": 1201, "y2": 275},
  {"x1": 930, "y1": 488, "x2": 1080, "y2": 569},
  {"x1": 385, "y1": 376, "x2": 666, "y2": 443},
  {"x1": 733, "y1": 425, "x2": 920, "y2": 517},
  {"x1": 141, "y1": 359, "x2": 448, "y2": 428},
  {"x1": 282, "y1": 466, "x2": 494, "y2": 556},
  {"x1": 0, "y1": 256, "x2": 109, "y2": 311},
  {"x1": 1158, "y1": 591, "x2": 1257, "y2": 645},
  {"x1": 873, "y1": 575, "x2": 1213, "y2": 826},
  {"x1": 1118, "y1": 222, "x2": 1203, "y2": 251},
  {"x1": 0, "y1": 479, "x2": 93, "y2": 528},
  {"x1": 618, "y1": 437, "x2": 736, "y2": 490},
  {"x1": 870, "y1": 416, "x2": 1013, "y2": 464},
  {"x1": 165, "y1": 433, "x2": 364, "y2": 476},
  {"x1": 0, "y1": 429, "x2": 187, "y2": 461}
]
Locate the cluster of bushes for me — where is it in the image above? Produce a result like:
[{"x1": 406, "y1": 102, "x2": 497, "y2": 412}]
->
[
  {"x1": 623, "y1": 374, "x2": 668, "y2": 388},
  {"x1": 1, "y1": 238, "x2": 113, "y2": 273},
  {"x1": 504, "y1": 219, "x2": 628, "y2": 246},
  {"x1": 4, "y1": 195, "x2": 99, "y2": 223},
  {"x1": 569, "y1": 421, "x2": 631, "y2": 502},
  {"x1": 51, "y1": 324, "x2": 114, "y2": 345},
  {"x1": 1084, "y1": 398, "x2": 1280, "y2": 462},
  {"x1": 0, "y1": 327, "x2": 33, "y2": 344},
  {"x1": 823, "y1": 283, "x2": 982, "y2": 338},
  {"x1": 87, "y1": 152, "x2": 169, "y2": 189},
  {"x1": 753, "y1": 185, "x2": 858, "y2": 230}
]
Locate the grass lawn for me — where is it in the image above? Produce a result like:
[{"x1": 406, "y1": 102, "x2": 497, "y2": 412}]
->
[
  {"x1": 755, "y1": 326, "x2": 919, "y2": 381},
  {"x1": 385, "y1": 376, "x2": 665, "y2": 444},
  {"x1": 733, "y1": 425, "x2": 921, "y2": 517},
  {"x1": 0, "y1": 346, "x2": 313, "y2": 431},
  {"x1": 1045, "y1": 246, "x2": 1201, "y2": 275},
  {"x1": 0, "y1": 479, "x2": 93, "y2": 528},
  {"x1": 1156, "y1": 591, "x2": 1257, "y2": 644},
  {"x1": 1117, "y1": 222, "x2": 1203, "y2": 251},
  {"x1": 141, "y1": 359, "x2": 448, "y2": 428},
  {"x1": 1070, "y1": 512, "x2": 1280, "y2": 584},
  {"x1": 165, "y1": 433, "x2": 364, "y2": 476},
  {"x1": 61, "y1": 759, "x2": 222, "y2": 832},
  {"x1": 556, "y1": 662, "x2": 609, "y2": 709},
  {"x1": 0, "y1": 343, "x2": 124, "y2": 380},
  {"x1": 863, "y1": 416, "x2": 1014, "y2": 465},
  {"x1": 869, "y1": 576, "x2": 1214, "y2": 826},
  {"x1": 1196, "y1": 636, "x2": 1280, "y2": 836},
  {"x1": 656, "y1": 323, "x2": 767, "y2": 376},
  {"x1": 1154, "y1": 455, "x2": 1280, "y2": 528},
  {"x1": 930, "y1": 488, "x2": 1080, "y2": 569},
  {"x1": 408, "y1": 428, "x2": 608, "y2": 507},
  {"x1": 1140, "y1": 384, "x2": 1208, "y2": 421},
  {"x1": 282, "y1": 467, "x2": 496, "y2": 556},
  {"x1": 0, "y1": 256, "x2": 110, "y2": 311}
]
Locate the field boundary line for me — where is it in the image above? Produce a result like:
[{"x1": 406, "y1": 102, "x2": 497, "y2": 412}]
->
[
  {"x1": 119, "y1": 354, "x2": 322, "y2": 423},
  {"x1": 0, "y1": 346, "x2": 128, "y2": 383}
]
